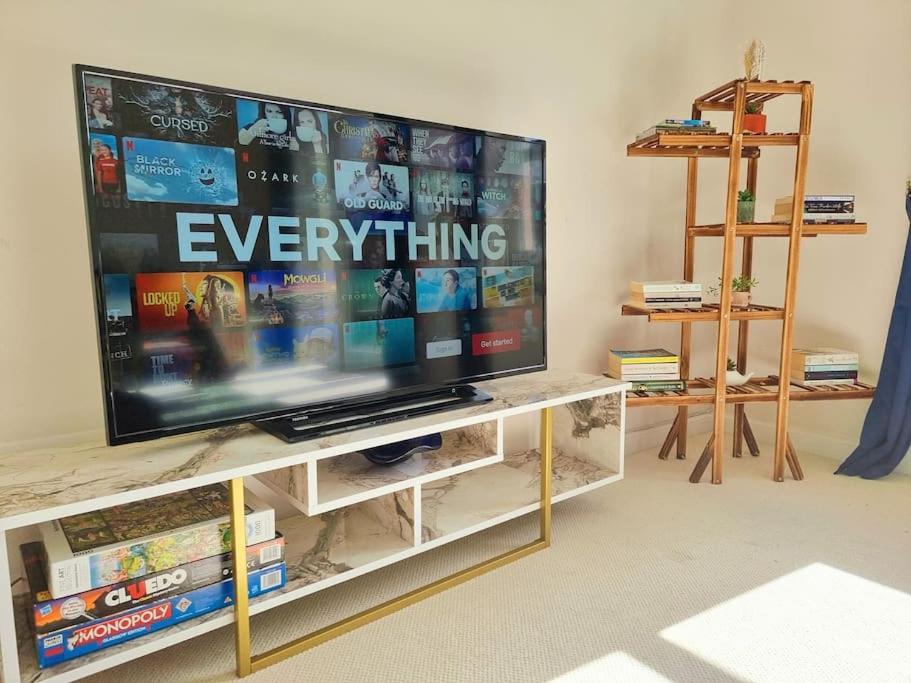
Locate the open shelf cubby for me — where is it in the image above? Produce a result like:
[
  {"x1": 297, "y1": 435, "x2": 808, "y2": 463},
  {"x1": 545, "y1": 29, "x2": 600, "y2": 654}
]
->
[{"x1": 253, "y1": 420, "x2": 501, "y2": 516}]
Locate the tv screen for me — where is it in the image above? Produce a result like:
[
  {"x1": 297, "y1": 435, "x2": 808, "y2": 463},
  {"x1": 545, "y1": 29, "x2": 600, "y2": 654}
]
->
[{"x1": 75, "y1": 65, "x2": 546, "y2": 445}]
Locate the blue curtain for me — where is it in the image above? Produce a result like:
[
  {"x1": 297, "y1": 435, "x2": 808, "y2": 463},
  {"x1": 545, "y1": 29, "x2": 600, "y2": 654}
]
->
[{"x1": 836, "y1": 191, "x2": 911, "y2": 478}]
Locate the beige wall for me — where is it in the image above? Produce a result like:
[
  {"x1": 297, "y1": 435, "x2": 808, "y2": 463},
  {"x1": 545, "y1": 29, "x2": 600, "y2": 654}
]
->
[{"x1": 1, "y1": 1, "x2": 909, "y2": 462}]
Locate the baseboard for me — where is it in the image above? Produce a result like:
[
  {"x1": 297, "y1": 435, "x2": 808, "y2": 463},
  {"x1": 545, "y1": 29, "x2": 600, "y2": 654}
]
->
[
  {"x1": 741, "y1": 417, "x2": 911, "y2": 477},
  {"x1": 624, "y1": 409, "x2": 713, "y2": 455}
]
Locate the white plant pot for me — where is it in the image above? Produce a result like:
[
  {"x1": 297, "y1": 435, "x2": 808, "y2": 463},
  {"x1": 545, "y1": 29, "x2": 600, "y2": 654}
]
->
[
  {"x1": 726, "y1": 370, "x2": 754, "y2": 386},
  {"x1": 731, "y1": 291, "x2": 752, "y2": 308}
]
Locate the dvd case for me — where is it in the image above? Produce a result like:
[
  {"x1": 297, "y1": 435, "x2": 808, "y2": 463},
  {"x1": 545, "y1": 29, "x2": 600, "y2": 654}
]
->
[
  {"x1": 40, "y1": 483, "x2": 275, "y2": 598},
  {"x1": 34, "y1": 563, "x2": 286, "y2": 668},
  {"x1": 23, "y1": 534, "x2": 285, "y2": 634}
]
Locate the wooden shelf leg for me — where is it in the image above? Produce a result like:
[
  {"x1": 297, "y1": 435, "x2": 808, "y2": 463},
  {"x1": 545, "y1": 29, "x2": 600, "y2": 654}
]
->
[
  {"x1": 678, "y1": 156, "x2": 698, "y2": 462},
  {"x1": 786, "y1": 433, "x2": 805, "y2": 480},
  {"x1": 733, "y1": 158, "x2": 758, "y2": 460},
  {"x1": 676, "y1": 408, "x2": 688, "y2": 460},
  {"x1": 773, "y1": 83, "x2": 813, "y2": 483},
  {"x1": 689, "y1": 434, "x2": 716, "y2": 483},
  {"x1": 690, "y1": 434, "x2": 715, "y2": 484},
  {"x1": 732, "y1": 407, "x2": 745, "y2": 458},
  {"x1": 657, "y1": 414, "x2": 681, "y2": 460},
  {"x1": 742, "y1": 412, "x2": 761, "y2": 457}
]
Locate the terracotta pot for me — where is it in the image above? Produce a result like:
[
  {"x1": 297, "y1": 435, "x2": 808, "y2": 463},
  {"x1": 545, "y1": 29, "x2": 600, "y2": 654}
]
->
[
  {"x1": 732, "y1": 291, "x2": 752, "y2": 308},
  {"x1": 743, "y1": 112, "x2": 767, "y2": 133}
]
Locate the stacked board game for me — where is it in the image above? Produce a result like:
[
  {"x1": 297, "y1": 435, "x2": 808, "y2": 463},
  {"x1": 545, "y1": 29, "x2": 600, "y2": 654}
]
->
[{"x1": 23, "y1": 483, "x2": 285, "y2": 668}]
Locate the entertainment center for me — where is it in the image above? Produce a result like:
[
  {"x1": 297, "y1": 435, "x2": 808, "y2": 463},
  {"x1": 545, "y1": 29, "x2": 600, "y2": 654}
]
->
[{"x1": 0, "y1": 369, "x2": 627, "y2": 682}]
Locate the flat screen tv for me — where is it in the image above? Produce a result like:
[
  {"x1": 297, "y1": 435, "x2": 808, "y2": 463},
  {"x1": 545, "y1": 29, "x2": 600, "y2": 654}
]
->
[{"x1": 75, "y1": 65, "x2": 546, "y2": 446}]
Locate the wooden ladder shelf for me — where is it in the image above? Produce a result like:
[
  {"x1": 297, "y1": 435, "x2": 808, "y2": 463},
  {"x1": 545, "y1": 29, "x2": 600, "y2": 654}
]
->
[{"x1": 626, "y1": 79, "x2": 874, "y2": 484}]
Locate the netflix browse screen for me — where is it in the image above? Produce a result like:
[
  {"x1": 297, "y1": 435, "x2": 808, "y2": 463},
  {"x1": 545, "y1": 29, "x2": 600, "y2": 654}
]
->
[{"x1": 76, "y1": 66, "x2": 546, "y2": 444}]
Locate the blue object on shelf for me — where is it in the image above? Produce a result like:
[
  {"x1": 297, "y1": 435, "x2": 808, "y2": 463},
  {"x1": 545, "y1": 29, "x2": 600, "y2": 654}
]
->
[
  {"x1": 836, "y1": 191, "x2": 911, "y2": 478},
  {"x1": 360, "y1": 432, "x2": 443, "y2": 465}
]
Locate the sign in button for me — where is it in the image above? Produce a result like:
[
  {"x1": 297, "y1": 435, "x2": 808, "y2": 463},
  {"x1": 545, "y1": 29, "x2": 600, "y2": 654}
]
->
[{"x1": 426, "y1": 338, "x2": 463, "y2": 359}]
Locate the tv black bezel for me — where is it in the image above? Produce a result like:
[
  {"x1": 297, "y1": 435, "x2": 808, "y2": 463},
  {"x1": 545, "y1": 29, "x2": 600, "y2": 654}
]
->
[{"x1": 73, "y1": 64, "x2": 547, "y2": 446}]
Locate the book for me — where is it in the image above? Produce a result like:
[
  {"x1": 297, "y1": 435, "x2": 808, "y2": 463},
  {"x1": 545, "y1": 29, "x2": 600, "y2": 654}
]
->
[
  {"x1": 776, "y1": 194, "x2": 855, "y2": 203},
  {"x1": 629, "y1": 300, "x2": 703, "y2": 310},
  {"x1": 663, "y1": 119, "x2": 712, "y2": 126},
  {"x1": 804, "y1": 363, "x2": 859, "y2": 372},
  {"x1": 630, "y1": 280, "x2": 701, "y2": 293},
  {"x1": 608, "y1": 370, "x2": 680, "y2": 382},
  {"x1": 771, "y1": 213, "x2": 855, "y2": 223},
  {"x1": 635, "y1": 125, "x2": 717, "y2": 140},
  {"x1": 608, "y1": 349, "x2": 677, "y2": 364},
  {"x1": 34, "y1": 563, "x2": 286, "y2": 668},
  {"x1": 40, "y1": 483, "x2": 276, "y2": 599},
  {"x1": 606, "y1": 362, "x2": 679, "y2": 375},
  {"x1": 795, "y1": 370, "x2": 858, "y2": 381},
  {"x1": 775, "y1": 200, "x2": 854, "y2": 213},
  {"x1": 628, "y1": 380, "x2": 687, "y2": 392},
  {"x1": 801, "y1": 378, "x2": 857, "y2": 386},
  {"x1": 629, "y1": 296, "x2": 702, "y2": 303},
  {"x1": 792, "y1": 348, "x2": 858, "y2": 365},
  {"x1": 23, "y1": 534, "x2": 285, "y2": 634}
]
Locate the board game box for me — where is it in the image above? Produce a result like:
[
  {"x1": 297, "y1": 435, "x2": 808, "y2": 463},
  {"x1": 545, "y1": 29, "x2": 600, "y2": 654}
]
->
[
  {"x1": 39, "y1": 483, "x2": 275, "y2": 599},
  {"x1": 23, "y1": 534, "x2": 285, "y2": 634},
  {"x1": 34, "y1": 563, "x2": 286, "y2": 668}
]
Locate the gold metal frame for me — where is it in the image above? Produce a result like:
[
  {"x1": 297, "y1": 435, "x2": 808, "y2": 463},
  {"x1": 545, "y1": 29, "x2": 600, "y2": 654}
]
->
[{"x1": 228, "y1": 407, "x2": 554, "y2": 677}]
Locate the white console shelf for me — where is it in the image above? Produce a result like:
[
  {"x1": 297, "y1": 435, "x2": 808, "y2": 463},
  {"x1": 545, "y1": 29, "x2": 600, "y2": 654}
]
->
[{"x1": 0, "y1": 369, "x2": 628, "y2": 682}]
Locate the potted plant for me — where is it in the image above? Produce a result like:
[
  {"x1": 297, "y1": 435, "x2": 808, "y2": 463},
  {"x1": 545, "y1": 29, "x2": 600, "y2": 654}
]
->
[
  {"x1": 731, "y1": 275, "x2": 758, "y2": 307},
  {"x1": 743, "y1": 101, "x2": 767, "y2": 133},
  {"x1": 737, "y1": 189, "x2": 756, "y2": 223},
  {"x1": 707, "y1": 275, "x2": 759, "y2": 307},
  {"x1": 726, "y1": 358, "x2": 754, "y2": 386}
]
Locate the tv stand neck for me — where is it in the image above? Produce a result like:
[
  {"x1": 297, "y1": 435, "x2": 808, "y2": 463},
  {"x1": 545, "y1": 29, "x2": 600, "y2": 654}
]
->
[{"x1": 253, "y1": 384, "x2": 492, "y2": 442}]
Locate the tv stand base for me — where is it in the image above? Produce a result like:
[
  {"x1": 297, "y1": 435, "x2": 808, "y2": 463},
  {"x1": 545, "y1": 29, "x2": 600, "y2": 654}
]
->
[{"x1": 253, "y1": 384, "x2": 492, "y2": 442}]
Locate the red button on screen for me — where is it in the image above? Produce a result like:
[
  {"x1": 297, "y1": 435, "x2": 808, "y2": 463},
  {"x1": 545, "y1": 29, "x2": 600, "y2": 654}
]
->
[{"x1": 472, "y1": 330, "x2": 520, "y2": 355}]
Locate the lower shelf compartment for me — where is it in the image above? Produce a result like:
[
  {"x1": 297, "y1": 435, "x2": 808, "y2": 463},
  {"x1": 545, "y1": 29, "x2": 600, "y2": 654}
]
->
[
  {"x1": 626, "y1": 375, "x2": 876, "y2": 407},
  {"x1": 421, "y1": 448, "x2": 620, "y2": 542}
]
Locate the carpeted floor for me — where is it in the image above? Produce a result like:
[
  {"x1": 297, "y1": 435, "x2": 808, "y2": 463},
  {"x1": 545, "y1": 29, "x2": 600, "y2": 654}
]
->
[{"x1": 93, "y1": 433, "x2": 911, "y2": 683}]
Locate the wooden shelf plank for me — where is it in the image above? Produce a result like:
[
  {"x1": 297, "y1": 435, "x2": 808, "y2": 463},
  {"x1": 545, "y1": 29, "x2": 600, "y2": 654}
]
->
[
  {"x1": 627, "y1": 132, "x2": 798, "y2": 158},
  {"x1": 626, "y1": 376, "x2": 875, "y2": 407},
  {"x1": 688, "y1": 222, "x2": 868, "y2": 237},
  {"x1": 621, "y1": 303, "x2": 785, "y2": 322},
  {"x1": 693, "y1": 79, "x2": 809, "y2": 112}
]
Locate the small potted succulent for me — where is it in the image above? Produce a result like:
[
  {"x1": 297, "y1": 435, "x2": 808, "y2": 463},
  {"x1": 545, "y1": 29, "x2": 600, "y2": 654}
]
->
[
  {"x1": 743, "y1": 101, "x2": 767, "y2": 133},
  {"x1": 726, "y1": 358, "x2": 754, "y2": 386},
  {"x1": 737, "y1": 189, "x2": 756, "y2": 223},
  {"x1": 731, "y1": 275, "x2": 758, "y2": 307},
  {"x1": 708, "y1": 275, "x2": 759, "y2": 307}
]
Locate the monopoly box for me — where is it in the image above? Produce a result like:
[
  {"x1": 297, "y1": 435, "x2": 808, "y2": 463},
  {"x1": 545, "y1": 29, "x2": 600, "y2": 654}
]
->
[
  {"x1": 39, "y1": 483, "x2": 275, "y2": 598},
  {"x1": 34, "y1": 563, "x2": 286, "y2": 668},
  {"x1": 22, "y1": 534, "x2": 285, "y2": 634}
]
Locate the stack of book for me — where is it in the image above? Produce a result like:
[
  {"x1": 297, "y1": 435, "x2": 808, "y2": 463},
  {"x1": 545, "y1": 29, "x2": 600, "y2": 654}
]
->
[
  {"x1": 772, "y1": 195, "x2": 855, "y2": 224},
  {"x1": 606, "y1": 348, "x2": 685, "y2": 392},
  {"x1": 635, "y1": 119, "x2": 717, "y2": 140},
  {"x1": 26, "y1": 483, "x2": 285, "y2": 668},
  {"x1": 791, "y1": 347, "x2": 859, "y2": 386},
  {"x1": 630, "y1": 280, "x2": 702, "y2": 309}
]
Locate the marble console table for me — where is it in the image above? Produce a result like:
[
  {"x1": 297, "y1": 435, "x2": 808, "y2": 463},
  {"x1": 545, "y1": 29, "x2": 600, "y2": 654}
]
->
[{"x1": 0, "y1": 369, "x2": 628, "y2": 682}]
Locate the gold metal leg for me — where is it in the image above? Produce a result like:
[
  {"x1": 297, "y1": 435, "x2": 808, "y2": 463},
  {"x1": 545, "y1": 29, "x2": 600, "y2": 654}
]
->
[
  {"x1": 231, "y1": 407, "x2": 555, "y2": 677},
  {"x1": 229, "y1": 477, "x2": 252, "y2": 677}
]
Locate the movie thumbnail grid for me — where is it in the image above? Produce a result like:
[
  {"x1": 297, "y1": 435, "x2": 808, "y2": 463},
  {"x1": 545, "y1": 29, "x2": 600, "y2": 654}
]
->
[
  {"x1": 82, "y1": 73, "x2": 544, "y2": 227},
  {"x1": 104, "y1": 262, "x2": 542, "y2": 384}
]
